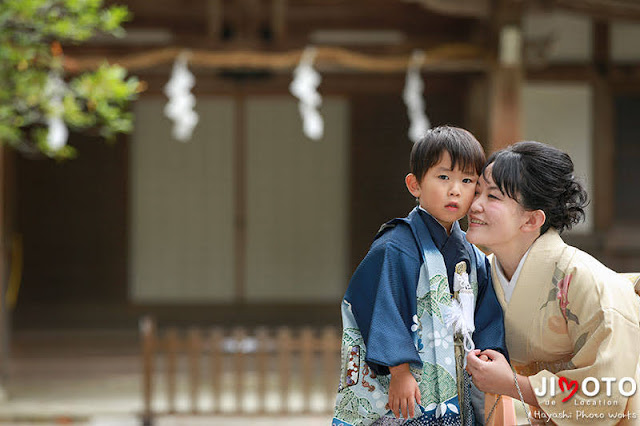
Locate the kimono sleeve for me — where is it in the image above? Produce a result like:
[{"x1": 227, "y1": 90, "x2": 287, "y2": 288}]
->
[
  {"x1": 345, "y1": 239, "x2": 422, "y2": 376},
  {"x1": 528, "y1": 264, "x2": 640, "y2": 425},
  {"x1": 471, "y1": 247, "x2": 509, "y2": 361}
]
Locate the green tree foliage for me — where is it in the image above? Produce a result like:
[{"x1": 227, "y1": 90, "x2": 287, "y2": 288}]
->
[{"x1": 0, "y1": 0, "x2": 139, "y2": 159}]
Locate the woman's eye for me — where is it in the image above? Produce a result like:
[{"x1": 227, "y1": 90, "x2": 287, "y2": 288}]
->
[{"x1": 488, "y1": 194, "x2": 500, "y2": 200}]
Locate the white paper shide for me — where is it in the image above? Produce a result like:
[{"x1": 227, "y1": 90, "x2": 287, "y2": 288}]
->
[
  {"x1": 289, "y1": 47, "x2": 323, "y2": 141},
  {"x1": 164, "y1": 53, "x2": 199, "y2": 142}
]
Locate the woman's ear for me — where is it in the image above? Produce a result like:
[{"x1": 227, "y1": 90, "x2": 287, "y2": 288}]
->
[
  {"x1": 522, "y1": 209, "x2": 546, "y2": 233},
  {"x1": 405, "y1": 173, "x2": 421, "y2": 198}
]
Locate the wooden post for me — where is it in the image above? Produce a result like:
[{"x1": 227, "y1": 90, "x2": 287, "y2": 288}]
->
[
  {"x1": 187, "y1": 327, "x2": 202, "y2": 414},
  {"x1": 234, "y1": 94, "x2": 247, "y2": 303},
  {"x1": 255, "y1": 327, "x2": 269, "y2": 414},
  {"x1": 488, "y1": 64, "x2": 523, "y2": 151},
  {"x1": 592, "y1": 20, "x2": 614, "y2": 232},
  {"x1": 210, "y1": 328, "x2": 224, "y2": 414},
  {"x1": 277, "y1": 327, "x2": 292, "y2": 413},
  {"x1": 165, "y1": 328, "x2": 179, "y2": 414},
  {"x1": 207, "y1": 0, "x2": 223, "y2": 40},
  {"x1": 233, "y1": 327, "x2": 247, "y2": 413},
  {"x1": 322, "y1": 327, "x2": 339, "y2": 409},
  {"x1": 0, "y1": 144, "x2": 7, "y2": 403},
  {"x1": 140, "y1": 317, "x2": 156, "y2": 425},
  {"x1": 271, "y1": 0, "x2": 286, "y2": 43},
  {"x1": 300, "y1": 327, "x2": 314, "y2": 413},
  {"x1": 487, "y1": 1, "x2": 523, "y2": 153}
]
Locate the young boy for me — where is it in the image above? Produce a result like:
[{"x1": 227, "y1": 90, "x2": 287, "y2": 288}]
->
[{"x1": 332, "y1": 126, "x2": 508, "y2": 426}]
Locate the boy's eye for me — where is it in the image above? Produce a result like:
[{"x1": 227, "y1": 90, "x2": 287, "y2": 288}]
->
[
  {"x1": 462, "y1": 178, "x2": 475, "y2": 184},
  {"x1": 438, "y1": 175, "x2": 449, "y2": 180}
]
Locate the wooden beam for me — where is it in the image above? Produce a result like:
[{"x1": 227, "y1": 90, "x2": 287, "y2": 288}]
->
[
  {"x1": 63, "y1": 45, "x2": 489, "y2": 75},
  {"x1": 408, "y1": 0, "x2": 489, "y2": 18},
  {"x1": 555, "y1": 0, "x2": 640, "y2": 21},
  {"x1": 527, "y1": 64, "x2": 595, "y2": 81}
]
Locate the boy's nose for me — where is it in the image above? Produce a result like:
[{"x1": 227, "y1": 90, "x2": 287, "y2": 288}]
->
[{"x1": 449, "y1": 183, "x2": 461, "y2": 196}]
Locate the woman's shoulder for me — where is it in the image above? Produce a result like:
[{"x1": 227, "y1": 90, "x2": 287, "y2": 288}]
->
[
  {"x1": 568, "y1": 246, "x2": 622, "y2": 284},
  {"x1": 564, "y1": 245, "x2": 640, "y2": 318}
]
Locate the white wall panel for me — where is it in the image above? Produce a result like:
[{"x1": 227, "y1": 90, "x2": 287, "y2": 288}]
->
[
  {"x1": 612, "y1": 21, "x2": 640, "y2": 62},
  {"x1": 523, "y1": 83, "x2": 593, "y2": 234},
  {"x1": 524, "y1": 11, "x2": 592, "y2": 62},
  {"x1": 245, "y1": 97, "x2": 349, "y2": 302},
  {"x1": 130, "y1": 98, "x2": 235, "y2": 302}
]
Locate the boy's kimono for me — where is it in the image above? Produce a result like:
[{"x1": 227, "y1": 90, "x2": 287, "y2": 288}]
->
[
  {"x1": 332, "y1": 207, "x2": 507, "y2": 426},
  {"x1": 493, "y1": 229, "x2": 640, "y2": 425}
]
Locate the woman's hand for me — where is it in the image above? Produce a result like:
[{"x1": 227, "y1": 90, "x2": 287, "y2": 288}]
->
[
  {"x1": 387, "y1": 363, "x2": 421, "y2": 419},
  {"x1": 466, "y1": 349, "x2": 539, "y2": 407},
  {"x1": 465, "y1": 349, "x2": 514, "y2": 395}
]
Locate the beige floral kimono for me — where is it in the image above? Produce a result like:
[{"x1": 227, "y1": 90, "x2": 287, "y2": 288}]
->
[{"x1": 491, "y1": 229, "x2": 640, "y2": 425}]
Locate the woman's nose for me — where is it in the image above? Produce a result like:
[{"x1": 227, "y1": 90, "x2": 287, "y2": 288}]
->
[{"x1": 470, "y1": 198, "x2": 483, "y2": 212}]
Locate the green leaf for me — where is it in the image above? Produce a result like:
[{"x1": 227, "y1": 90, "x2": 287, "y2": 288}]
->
[
  {"x1": 0, "y1": 0, "x2": 134, "y2": 158},
  {"x1": 418, "y1": 361, "x2": 457, "y2": 405}
]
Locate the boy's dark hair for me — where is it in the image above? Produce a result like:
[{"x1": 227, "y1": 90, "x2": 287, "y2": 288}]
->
[
  {"x1": 409, "y1": 126, "x2": 486, "y2": 181},
  {"x1": 485, "y1": 140, "x2": 589, "y2": 234}
]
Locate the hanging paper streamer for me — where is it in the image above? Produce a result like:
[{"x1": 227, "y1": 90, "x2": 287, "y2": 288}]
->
[
  {"x1": 45, "y1": 72, "x2": 68, "y2": 151},
  {"x1": 289, "y1": 46, "x2": 323, "y2": 141},
  {"x1": 403, "y1": 50, "x2": 431, "y2": 143},
  {"x1": 164, "y1": 52, "x2": 199, "y2": 142}
]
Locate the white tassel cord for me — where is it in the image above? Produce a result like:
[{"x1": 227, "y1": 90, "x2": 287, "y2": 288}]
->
[{"x1": 445, "y1": 265, "x2": 476, "y2": 367}]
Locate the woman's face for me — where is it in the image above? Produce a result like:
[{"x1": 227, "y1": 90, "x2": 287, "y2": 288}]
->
[{"x1": 466, "y1": 165, "x2": 530, "y2": 251}]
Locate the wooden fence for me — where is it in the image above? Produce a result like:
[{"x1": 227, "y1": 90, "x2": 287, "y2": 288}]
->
[{"x1": 140, "y1": 317, "x2": 342, "y2": 424}]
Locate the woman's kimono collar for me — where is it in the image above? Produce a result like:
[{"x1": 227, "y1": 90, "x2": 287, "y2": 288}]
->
[{"x1": 491, "y1": 228, "x2": 565, "y2": 310}]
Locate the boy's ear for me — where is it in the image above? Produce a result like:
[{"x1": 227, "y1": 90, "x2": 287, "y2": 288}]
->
[
  {"x1": 405, "y1": 173, "x2": 421, "y2": 198},
  {"x1": 521, "y1": 209, "x2": 546, "y2": 233}
]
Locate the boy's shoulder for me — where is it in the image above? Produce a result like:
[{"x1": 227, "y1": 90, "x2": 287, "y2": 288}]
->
[{"x1": 370, "y1": 218, "x2": 420, "y2": 259}]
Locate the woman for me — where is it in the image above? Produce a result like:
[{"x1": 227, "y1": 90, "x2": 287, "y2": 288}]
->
[{"x1": 464, "y1": 141, "x2": 640, "y2": 425}]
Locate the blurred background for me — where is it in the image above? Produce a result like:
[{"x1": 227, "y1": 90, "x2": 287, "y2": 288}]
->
[{"x1": 1, "y1": 0, "x2": 639, "y2": 424}]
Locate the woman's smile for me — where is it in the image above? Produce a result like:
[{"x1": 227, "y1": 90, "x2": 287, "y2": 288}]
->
[{"x1": 468, "y1": 217, "x2": 487, "y2": 226}]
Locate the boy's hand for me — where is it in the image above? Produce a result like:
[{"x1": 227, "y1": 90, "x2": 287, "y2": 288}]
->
[
  {"x1": 387, "y1": 363, "x2": 421, "y2": 419},
  {"x1": 465, "y1": 349, "x2": 513, "y2": 395}
]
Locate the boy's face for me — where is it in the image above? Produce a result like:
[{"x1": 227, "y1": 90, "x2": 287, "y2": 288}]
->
[{"x1": 407, "y1": 151, "x2": 478, "y2": 232}]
